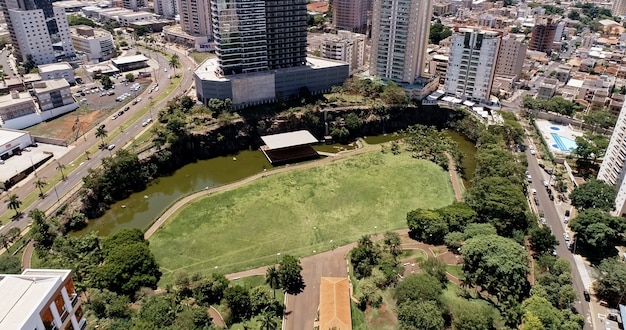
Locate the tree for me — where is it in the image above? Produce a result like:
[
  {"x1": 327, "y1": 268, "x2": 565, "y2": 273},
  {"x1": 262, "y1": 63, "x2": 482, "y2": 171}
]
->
[
  {"x1": 529, "y1": 227, "x2": 559, "y2": 255},
  {"x1": 406, "y1": 208, "x2": 448, "y2": 244},
  {"x1": 429, "y1": 21, "x2": 452, "y2": 44},
  {"x1": 437, "y1": 201, "x2": 477, "y2": 232},
  {"x1": 56, "y1": 161, "x2": 66, "y2": 181},
  {"x1": 0, "y1": 254, "x2": 21, "y2": 273},
  {"x1": 224, "y1": 285, "x2": 251, "y2": 322},
  {"x1": 67, "y1": 14, "x2": 97, "y2": 27},
  {"x1": 568, "y1": 11, "x2": 581, "y2": 20},
  {"x1": 265, "y1": 265, "x2": 281, "y2": 299},
  {"x1": 444, "y1": 231, "x2": 464, "y2": 251},
  {"x1": 0, "y1": 234, "x2": 10, "y2": 250},
  {"x1": 100, "y1": 75, "x2": 113, "y2": 90},
  {"x1": 594, "y1": 258, "x2": 626, "y2": 305},
  {"x1": 382, "y1": 231, "x2": 401, "y2": 256},
  {"x1": 521, "y1": 312, "x2": 545, "y2": 330},
  {"x1": 569, "y1": 209, "x2": 626, "y2": 250},
  {"x1": 95, "y1": 126, "x2": 108, "y2": 147},
  {"x1": 461, "y1": 235, "x2": 530, "y2": 301},
  {"x1": 180, "y1": 96, "x2": 194, "y2": 112},
  {"x1": 380, "y1": 81, "x2": 408, "y2": 105},
  {"x1": 136, "y1": 294, "x2": 178, "y2": 327},
  {"x1": 420, "y1": 257, "x2": 448, "y2": 286},
  {"x1": 463, "y1": 223, "x2": 498, "y2": 239},
  {"x1": 394, "y1": 273, "x2": 443, "y2": 305},
  {"x1": 466, "y1": 177, "x2": 529, "y2": 236},
  {"x1": 448, "y1": 298, "x2": 494, "y2": 330},
  {"x1": 29, "y1": 209, "x2": 54, "y2": 249},
  {"x1": 192, "y1": 273, "x2": 229, "y2": 306},
  {"x1": 260, "y1": 312, "x2": 278, "y2": 330},
  {"x1": 397, "y1": 301, "x2": 445, "y2": 330},
  {"x1": 169, "y1": 54, "x2": 181, "y2": 76},
  {"x1": 583, "y1": 110, "x2": 617, "y2": 131},
  {"x1": 344, "y1": 112, "x2": 362, "y2": 133},
  {"x1": 34, "y1": 177, "x2": 47, "y2": 197},
  {"x1": 5, "y1": 194, "x2": 22, "y2": 217},
  {"x1": 125, "y1": 73, "x2": 135, "y2": 82},
  {"x1": 350, "y1": 236, "x2": 381, "y2": 279},
  {"x1": 95, "y1": 229, "x2": 161, "y2": 295},
  {"x1": 521, "y1": 295, "x2": 564, "y2": 330},
  {"x1": 278, "y1": 254, "x2": 305, "y2": 295},
  {"x1": 570, "y1": 178, "x2": 616, "y2": 211}
]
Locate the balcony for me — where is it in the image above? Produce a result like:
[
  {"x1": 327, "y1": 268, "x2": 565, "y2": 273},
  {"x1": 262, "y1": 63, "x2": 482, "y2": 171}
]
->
[{"x1": 71, "y1": 293, "x2": 79, "y2": 307}]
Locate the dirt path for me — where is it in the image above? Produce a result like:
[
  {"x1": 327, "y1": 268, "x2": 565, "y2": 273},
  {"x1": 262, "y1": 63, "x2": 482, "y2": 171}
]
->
[
  {"x1": 207, "y1": 306, "x2": 225, "y2": 328},
  {"x1": 144, "y1": 144, "x2": 380, "y2": 239}
]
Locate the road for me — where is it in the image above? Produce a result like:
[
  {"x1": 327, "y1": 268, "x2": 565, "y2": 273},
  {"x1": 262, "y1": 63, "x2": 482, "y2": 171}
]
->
[
  {"x1": 0, "y1": 44, "x2": 196, "y2": 235},
  {"x1": 525, "y1": 147, "x2": 593, "y2": 330}
]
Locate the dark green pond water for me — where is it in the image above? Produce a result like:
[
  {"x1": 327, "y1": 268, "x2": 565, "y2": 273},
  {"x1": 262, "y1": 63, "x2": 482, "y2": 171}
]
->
[{"x1": 75, "y1": 131, "x2": 476, "y2": 236}]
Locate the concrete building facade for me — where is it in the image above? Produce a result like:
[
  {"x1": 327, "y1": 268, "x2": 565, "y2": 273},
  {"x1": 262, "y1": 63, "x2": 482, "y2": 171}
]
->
[
  {"x1": 529, "y1": 16, "x2": 559, "y2": 52},
  {"x1": 308, "y1": 31, "x2": 367, "y2": 75},
  {"x1": 38, "y1": 62, "x2": 76, "y2": 84},
  {"x1": 122, "y1": 0, "x2": 145, "y2": 10},
  {"x1": 598, "y1": 102, "x2": 626, "y2": 215},
  {"x1": 333, "y1": 0, "x2": 371, "y2": 34},
  {"x1": 613, "y1": 0, "x2": 626, "y2": 16},
  {"x1": 495, "y1": 34, "x2": 526, "y2": 79},
  {"x1": 0, "y1": 269, "x2": 85, "y2": 330},
  {"x1": 370, "y1": 0, "x2": 434, "y2": 84},
  {"x1": 178, "y1": 0, "x2": 212, "y2": 37},
  {"x1": 33, "y1": 79, "x2": 75, "y2": 111},
  {"x1": 154, "y1": 0, "x2": 177, "y2": 18},
  {"x1": 444, "y1": 27, "x2": 501, "y2": 103},
  {"x1": 70, "y1": 26, "x2": 115, "y2": 62}
]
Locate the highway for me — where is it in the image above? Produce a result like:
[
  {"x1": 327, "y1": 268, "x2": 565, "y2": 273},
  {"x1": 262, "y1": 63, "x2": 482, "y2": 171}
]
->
[
  {"x1": 0, "y1": 44, "x2": 196, "y2": 235},
  {"x1": 525, "y1": 148, "x2": 594, "y2": 330}
]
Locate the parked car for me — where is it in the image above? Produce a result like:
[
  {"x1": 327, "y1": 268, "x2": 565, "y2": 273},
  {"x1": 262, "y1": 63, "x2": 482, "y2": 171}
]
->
[
  {"x1": 530, "y1": 149, "x2": 536, "y2": 155},
  {"x1": 563, "y1": 233, "x2": 570, "y2": 241},
  {"x1": 531, "y1": 188, "x2": 537, "y2": 195},
  {"x1": 107, "y1": 144, "x2": 116, "y2": 150},
  {"x1": 541, "y1": 217, "x2": 546, "y2": 225},
  {"x1": 583, "y1": 290, "x2": 590, "y2": 302},
  {"x1": 543, "y1": 180, "x2": 549, "y2": 187},
  {"x1": 534, "y1": 197, "x2": 540, "y2": 206},
  {"x1": 118, "y1": 110, "x2": 124, "y2": 116},
  {"x1": 123, "y1": 106, "x2": 130, "y2": 111}
]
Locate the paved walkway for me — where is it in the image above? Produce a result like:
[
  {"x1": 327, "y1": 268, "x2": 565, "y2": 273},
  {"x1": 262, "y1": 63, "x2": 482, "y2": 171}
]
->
[
  {"x1": 21, "y1": 240, "x2": 34, "y2": 269},
  {"x1": 447, "y1": 153, "x2": 464, "y2": 201}
]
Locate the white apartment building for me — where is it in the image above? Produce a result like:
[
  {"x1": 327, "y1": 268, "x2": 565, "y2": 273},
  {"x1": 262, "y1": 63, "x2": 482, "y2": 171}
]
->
[
  {"x1": 614, "y1": 0, "x2": 626, "y2": 16},
  {"x1": 7, "y1": 4, "x2": 74, "y2": 65},
  {"x1": 118, "y1": 11, "x2": 154, "y2": 26},
  {"x1": 598, "y1": 103, "x2": 626, "y2": 215},
  {"x1": 38, "y1": 62, "x2": 76, "y2": 84},
  {"x1": 444, "y1": 27, "x2": 501, "y2": 103},
  {"x1": 70, "y1": 26, "x2": 115, "y2": 62},
  {"x1": 122, "y1": 0, "x2": 145, "y2": 11},
  {"x1": 154, "y1": 0, "x2": 177, "y2": 18},
  {"x1": 308, "y1": 31, "x2": 367, "y2": 75},
  {"x1": 370, "y1": 0, "x2": 433, "y2": 84},
  {"x1": 0, "y1": 269, "x2": 86, "y2": 330}
]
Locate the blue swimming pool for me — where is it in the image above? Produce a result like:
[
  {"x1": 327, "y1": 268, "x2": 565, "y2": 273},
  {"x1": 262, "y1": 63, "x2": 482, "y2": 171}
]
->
[{"x1": 551, "y1": 133, "x2": 577, "y2": 152}]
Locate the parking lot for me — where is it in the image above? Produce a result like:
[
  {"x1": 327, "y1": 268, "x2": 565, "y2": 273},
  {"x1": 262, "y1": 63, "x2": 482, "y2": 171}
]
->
[{"x1": 72, "y1": 78, "x2": 151, "y2": 112}]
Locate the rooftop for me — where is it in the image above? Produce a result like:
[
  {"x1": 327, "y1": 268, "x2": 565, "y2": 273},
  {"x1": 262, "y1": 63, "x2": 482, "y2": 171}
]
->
[
  {"x1": 38, "y1": 62, "x2": 72, "y2": 73},
  {"x1": 0, "y1": 269, "x2": 71, "y2": 329},
  {"x1": 261, "y1": 130, "x2": 318, "y2": 150},
  {"x1": 0, "y1": 92, "x2": 35, "y2": 107},
  {"x1": 112, "y1": 54, "x2": 149, "y2": 65},
  {"x1": 319, "y1": 277, "x2": 352, "y2": 330},
  {"x1": 33, "y1": 79, "x2": 70, "y2": 93},
  {"x1": 0, "y1": 128, "x2": 29, "y2": 145}
]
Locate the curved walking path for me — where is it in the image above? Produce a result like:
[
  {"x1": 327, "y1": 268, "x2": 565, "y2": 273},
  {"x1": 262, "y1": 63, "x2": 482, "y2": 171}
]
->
[
  {"x1": 145, "y1": 145, "x2": 464, "y2": 240},
  {"x1": 21, "y1": 240, "x2": 34, "y2": 269}
]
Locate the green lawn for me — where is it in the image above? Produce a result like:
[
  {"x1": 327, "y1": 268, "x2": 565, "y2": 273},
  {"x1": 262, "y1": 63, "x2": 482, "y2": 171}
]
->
[{"x1": 150, "y1": 152, "x2": 455, "y2": 284}]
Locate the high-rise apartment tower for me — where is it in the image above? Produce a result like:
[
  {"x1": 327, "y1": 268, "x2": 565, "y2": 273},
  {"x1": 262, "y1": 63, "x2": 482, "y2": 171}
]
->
[
  {"x1": 333, "y1": 0, "x2": 372, "y2": 34},
  {"x1": 528, "y1": 16, "x2": 558, "y2": 52},
  {"x1": 598, "y1": 104, "x2": 626, "y2": 215},
  {"x1": 178, "y1": 0, "x2": 212, "y2": 36},
  {"x1": 370, "y1": 0, "x2": 434, "y2": 84}
]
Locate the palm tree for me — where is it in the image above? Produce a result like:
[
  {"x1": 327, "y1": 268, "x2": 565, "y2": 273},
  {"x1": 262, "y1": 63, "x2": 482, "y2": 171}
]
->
[
  {"x1": 169, "y1": 54, "x2": 181, "y2": 77},
  {"x1": 5, "y1": 194, "x2": 22, "y2": 217},
  {"x1": 85, "y1": 150, "x2": 91, "y2": 160},
  {"x1": 56, "y1": 161, "x2": 66, "y2": 181},
  {"x1": 34, "y1": 178, "x2": 47, "y2": 198},
  {"x1": 0, "y1": 234, "x2": 9, "y2": 250},
  {"x1": 266, "y1": 265, "x2": 281, "y2": 299},
  {"x1": 259, "y1": 312, "x2": 277, "y2": 330},
  {"x1": 95, "y1": 126, "x2": 108, "y2": 147}
]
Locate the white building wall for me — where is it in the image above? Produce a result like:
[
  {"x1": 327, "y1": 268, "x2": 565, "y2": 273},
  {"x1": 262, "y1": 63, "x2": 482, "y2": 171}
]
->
[
  {"x1": 598, "y1": 102, "x2": 626, "y2": 215},
  {"x1": 53, "y1": 6, "x2": 75, "y2": 58},
  {"x1": 155, "y1": 0, "x2": 177, "y2": 18},
  {"x1": 1, "y1": 103, "x2": 79, "y2": 130},
  {"x1": 8, "y1": 9, "x2": 56, "y2": 64}
]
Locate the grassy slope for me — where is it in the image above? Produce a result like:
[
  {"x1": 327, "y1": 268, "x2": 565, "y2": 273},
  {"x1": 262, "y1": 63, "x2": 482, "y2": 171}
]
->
[{"x1": 150, "y1": 152, "x2": 454, "y2": 284}]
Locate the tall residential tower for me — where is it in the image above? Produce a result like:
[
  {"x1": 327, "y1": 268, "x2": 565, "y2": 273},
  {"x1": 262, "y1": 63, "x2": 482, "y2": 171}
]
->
[
  {"x1": 598, "y1": 104, "x2": 626, "y2": 215},
  {"x1": 370, "y1": 0, "x2": 433, "y2": 84},
  {"x1": 333, "y1": 0, "x2": 372, "y2": 34},
  {"x1": 444, "y1": 27, "x2": 501, "y2": 103},
  {"x1": 178, "y1": 0, "x2": 212, "y2": 36}
]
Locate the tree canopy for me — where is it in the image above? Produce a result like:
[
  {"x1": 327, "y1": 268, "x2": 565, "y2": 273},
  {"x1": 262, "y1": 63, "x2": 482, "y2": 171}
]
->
[
  {"x1": 569, "y1": 178, "x2": 616, "y2": 212},
  {"x1": 394, "y1": 273, "x2": 443, "y2": 305},
  {"x1": 570, "y1": 209, "x2": 626, "y2": 251},
  {"x1": 529, "y1": 227, "x2": 559, "y2": 255},
  {"x1": 397, "y1": 301, "x2": 445, "y2": 330},
  {"x1": 277, "y1": 255, "x2": 305, "y2": 295},
  {"x1": 593, "y1": 258, "x2": 626, "y2": 305},
  {"x1": 462, "y1": 234, "x2": 530, "y2": 301}
]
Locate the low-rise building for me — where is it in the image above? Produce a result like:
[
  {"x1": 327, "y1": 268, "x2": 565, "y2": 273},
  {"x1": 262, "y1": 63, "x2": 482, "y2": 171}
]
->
[
  {"x1": 537, "y1": 78, "x2": 557, "y2": 100},
  {"x1": 308, "y1": 31, "x2": 367, "y2": 75},
  {"x1": 70, "y1": 25, "x2": 115, "y2": 62},
  {"x1": 0, "y1": 269, "x2": 86, "y2": 330},
  {"x1": 0, "y1": 91, "x2": 38, "y2": 127},
  {"x1": 32, "y1": 79, "x2": 76, "y2": 112},
  {"x1": 118, "y1": 12, "x2": 154, "y2": 26},
  {"x1": 555, "y1": 64, "x2": 572, "y2": 83},
  {"x1": 111, "y1": 55, "x2": 149, "y2": 72},
  {"x1": 38, "y1": 62, "x2": 75, "y2": 84}
]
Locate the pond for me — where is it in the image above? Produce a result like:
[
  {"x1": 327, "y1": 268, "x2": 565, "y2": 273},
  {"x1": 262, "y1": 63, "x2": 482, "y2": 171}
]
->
[{"x1": 74, "y1": 130, "x2": 476, "y2": 236}]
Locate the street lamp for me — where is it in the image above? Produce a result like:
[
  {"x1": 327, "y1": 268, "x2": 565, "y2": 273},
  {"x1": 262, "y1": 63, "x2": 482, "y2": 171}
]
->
[{"x1": 53, "y1": 186, "x2": 60, "y2": 202}]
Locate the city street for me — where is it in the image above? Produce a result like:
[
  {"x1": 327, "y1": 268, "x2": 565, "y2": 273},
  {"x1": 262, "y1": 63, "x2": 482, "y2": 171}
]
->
[
  {"x1": 0, "y1": 45, "x2": 195, "y2": 235},
  {"x1": 525, "y1": 145, "x2": 594, "y2": 330}
]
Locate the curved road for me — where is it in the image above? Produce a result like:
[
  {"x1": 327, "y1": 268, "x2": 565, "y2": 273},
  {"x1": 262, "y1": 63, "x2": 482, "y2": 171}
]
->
[{"x1": 0, "y1": 43, "x2": 196, "y2": 237}]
